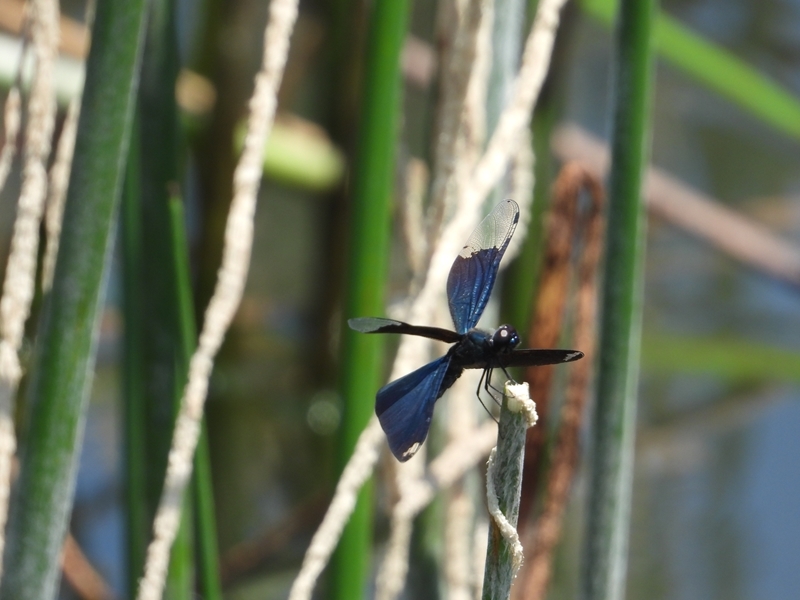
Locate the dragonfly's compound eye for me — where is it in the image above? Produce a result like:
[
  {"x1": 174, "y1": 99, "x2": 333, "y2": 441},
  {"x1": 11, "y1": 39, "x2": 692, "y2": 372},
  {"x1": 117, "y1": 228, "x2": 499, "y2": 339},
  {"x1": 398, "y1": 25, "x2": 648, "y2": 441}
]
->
[{"x1": 492, "y1": 325, "x2": 520, "y2": 352}]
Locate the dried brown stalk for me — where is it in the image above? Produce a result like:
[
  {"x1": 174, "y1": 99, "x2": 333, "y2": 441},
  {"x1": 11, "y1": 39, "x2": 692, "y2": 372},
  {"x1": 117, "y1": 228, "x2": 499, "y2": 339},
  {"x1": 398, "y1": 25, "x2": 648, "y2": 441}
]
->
[{"x1": 515, "y1": 163, "x2": 604, "y2": 600}]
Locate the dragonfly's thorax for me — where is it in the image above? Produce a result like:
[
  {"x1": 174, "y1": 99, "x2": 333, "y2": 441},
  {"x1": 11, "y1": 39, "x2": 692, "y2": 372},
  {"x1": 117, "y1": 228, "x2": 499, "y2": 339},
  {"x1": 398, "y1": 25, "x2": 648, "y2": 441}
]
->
[{"x1": 448, "y1": 325, "x2": 521, "y2": 367}]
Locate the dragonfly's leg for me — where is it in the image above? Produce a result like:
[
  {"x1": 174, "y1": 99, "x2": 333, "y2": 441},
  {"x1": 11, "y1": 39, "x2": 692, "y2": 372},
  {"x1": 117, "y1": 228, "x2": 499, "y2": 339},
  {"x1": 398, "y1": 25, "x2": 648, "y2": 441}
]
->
[
  {"x1": 485, "y1": 366, "x2": 519, "y2": 403},
  {"x1": 473, "y1": 369, "x2": 498, "y2": 421},
  {"x1": 483, "y1": 368, "x2": 506, "y2": 406},
  {"x1": 499, "y1": 365, "x2": 517, "y2": 384},
  {"x1": 485, "y1": 367, "x2": 505, "y2": 399}
]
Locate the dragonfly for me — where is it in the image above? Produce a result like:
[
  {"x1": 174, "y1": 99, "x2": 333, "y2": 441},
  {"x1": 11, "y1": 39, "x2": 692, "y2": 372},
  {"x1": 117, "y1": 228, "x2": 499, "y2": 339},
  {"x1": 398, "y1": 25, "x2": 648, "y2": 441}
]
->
[{"x1": 349, "y1": 199, "x2": 584, "y2": 461}]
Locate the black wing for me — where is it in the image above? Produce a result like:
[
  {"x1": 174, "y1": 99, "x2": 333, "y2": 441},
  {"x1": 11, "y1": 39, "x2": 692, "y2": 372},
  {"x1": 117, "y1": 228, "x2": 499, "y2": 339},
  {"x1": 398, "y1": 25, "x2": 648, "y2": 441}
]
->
[
  {"x1": 348, "y1": 317, "x2": 461, "y2": 344},
  {"x1": 446, "y1": 199, "x2": 520, "y2": 334},
  {"x1": 459, "y1": 348, "x2": 584, "y2": 370},
  {"x1": 375, "y1": 356, "x2": 451, "y2": 461}
]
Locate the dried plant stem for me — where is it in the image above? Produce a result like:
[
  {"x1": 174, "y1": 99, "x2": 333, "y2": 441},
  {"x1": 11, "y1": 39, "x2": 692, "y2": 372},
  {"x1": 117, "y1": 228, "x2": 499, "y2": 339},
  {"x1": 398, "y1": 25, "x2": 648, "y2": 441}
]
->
[
  {"x1": 288, "y1": 418, "x2": 384, "y2": 600},
  {"x1": 445, "y1": 479, "x2": 476, "y2": 600},
  {"x1": 473, "y1": 518, "x2": 490, "y2": 599},
  {"x1": 504, "y1": 127, "x2": 535, "y2": 262},
  {"x1": 291, "y1": 419, "x2": 498, "y2": 600},
  {"x1": 378, "y1": 161, "x2": 436, "y2": 600},
  {"x1": 375, "y1": 454, "x2": 425, "y2": 600},
  {"x1": 482, "y1": 383, "x2": 536, "y2": 600},
  {"x1": 429, "y1": 0, "x2": 485, "y2": 221},
  {"x1": 377, "y1": 421, "x2": 501, "y2": 600},
  {"x1": 0, "y1": 89, "x2": 21, "y2": 193},
  {"x1": 135, "y1": 0, "x2": 299, "y2": 597},
  {"x1": 470, "y1": 0, "x2": 568, "y2": 204},
  {"x1": 518, "y1": 164, "x2": 604, "y2": 600},
  {"x1": 442, "y1": 378, "x2": 480, "y2": 600},
  {"x1": 519, "y1": 163, "x2": 602, "y2": 526},
  {"x1": 0, "y1": 0, "x2": 59, "y2": 581},
  {"x1": 376, "y1": 4, "x2": 490, "y2": 586},
  {"x1": 376, "y1": 379, "x2": 478, "y2": 600}
]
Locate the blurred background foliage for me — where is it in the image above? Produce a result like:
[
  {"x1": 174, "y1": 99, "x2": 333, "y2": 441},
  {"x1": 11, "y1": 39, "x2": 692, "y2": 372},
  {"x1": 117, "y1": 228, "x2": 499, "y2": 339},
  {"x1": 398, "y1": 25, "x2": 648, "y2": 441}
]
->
[{"x1": 1, "y1": 0, "x2": 800, "y2": 598}]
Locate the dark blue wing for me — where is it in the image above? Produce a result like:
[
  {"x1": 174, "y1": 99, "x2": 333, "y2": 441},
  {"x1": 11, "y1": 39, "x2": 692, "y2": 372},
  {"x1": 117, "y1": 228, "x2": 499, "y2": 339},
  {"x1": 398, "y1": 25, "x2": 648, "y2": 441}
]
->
[
  {"x1": 458, "y1": 348, "x2": 584, "y2": 369},
  {"x1": 447, "y1": 199, "x2": 520, "y2": 334},
  {"x1": 348, "y1": 317, "x2": 461, "y2": 344},
  {"x1": 375, "y1": 356, "x2": 451, "y2": 461}
]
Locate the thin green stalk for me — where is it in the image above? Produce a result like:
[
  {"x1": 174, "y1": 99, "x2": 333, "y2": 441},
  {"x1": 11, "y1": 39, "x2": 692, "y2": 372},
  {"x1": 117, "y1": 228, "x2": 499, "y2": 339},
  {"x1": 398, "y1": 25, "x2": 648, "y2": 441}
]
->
[
  {"x1": 580, "y1": 0, "x2": 800, "y2": 141},
  {"x1": 138, "y1": 1, "x2": 194, "y2": 596},
  {"x1": 193, "y1": 422, "x2": 222, "y2": 599},
  {"x1": 169, "y1": 197, "x2": 222, "y2": 600},
  {"x1": 0, "y1": 0, "x2": 148, "y2": 597},
  {"x1": 581, "y1": 1, "x2": 655, "y2": 600},
  {"x1": 333, "y1": 0, "x2": 411, "y2": 597},
  {"x1": 482, "y1": 388, "x2": 529, "y2": 600},
  {"x1": 121, "y1": 121, "x2": 149, "y2": 600},
  {"x1": 167, "y1": 503, "x2": 193, "y2": 600}
]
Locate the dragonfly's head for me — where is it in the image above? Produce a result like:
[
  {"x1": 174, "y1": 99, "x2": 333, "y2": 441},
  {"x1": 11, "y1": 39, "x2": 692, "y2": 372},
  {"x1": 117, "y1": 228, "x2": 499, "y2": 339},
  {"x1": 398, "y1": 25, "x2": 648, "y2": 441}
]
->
[{"x1": 491, "y1": 325, "x2": 520, "y2": 354}]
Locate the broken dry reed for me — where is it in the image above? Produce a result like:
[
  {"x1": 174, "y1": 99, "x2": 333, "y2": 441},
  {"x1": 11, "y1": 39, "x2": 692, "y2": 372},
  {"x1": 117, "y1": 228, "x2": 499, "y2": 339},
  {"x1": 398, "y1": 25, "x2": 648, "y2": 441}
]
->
[
  {"x1": 519, "y1": 161, "x2": 600, "y2": 521},
  {"x1": 516, "y1": 164, "x2": 605, "y2": 600},
  {"x1": 482, "y1": 383, "x2": 537, "y2": 600}
]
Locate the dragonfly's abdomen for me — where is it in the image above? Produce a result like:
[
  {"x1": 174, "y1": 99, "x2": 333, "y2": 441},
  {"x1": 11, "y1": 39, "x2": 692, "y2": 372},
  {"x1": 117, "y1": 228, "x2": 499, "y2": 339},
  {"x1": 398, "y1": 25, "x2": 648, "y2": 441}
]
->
[{"x1": 437, "y1": 363, "x2": 465, "y2": 400}]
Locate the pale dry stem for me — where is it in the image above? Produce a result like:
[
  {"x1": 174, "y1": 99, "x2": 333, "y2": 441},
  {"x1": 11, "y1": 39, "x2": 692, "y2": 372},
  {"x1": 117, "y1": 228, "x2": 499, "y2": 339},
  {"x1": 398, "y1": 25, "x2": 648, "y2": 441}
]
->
[
  {"x1": 288, "y1": 418, "x2": 384, "y2": 600},
  {"x1": 469, "y1": 0, "x2": 568, "y2": 204},
  {"x1": 0, "y1": 89, "x2": 21, "y2": 194},
  {"x1": 445, "y1": 482, "x2": 475, "y2": 600},
  {"x1": 0, "y1": 0, "x2": 60, "y2": 581},
  {"x1": 375, "y1": 448, "x2": 426, "y2": 600},
  {"x1": 505, "y1": 127, "x2": 534, "y2": 262},
  {"x1": 442, "y1": 373, "x2": 480, "y2": 600},
  {"x1": 486, "y1": 447, "x2": 524, "y2": 576},
  {"x1": 429, "y1": 0, "x2": 486, "y2": 226}
]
